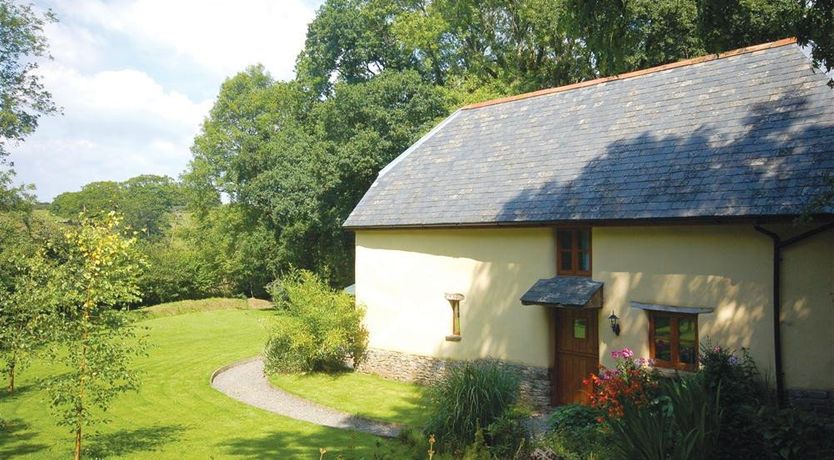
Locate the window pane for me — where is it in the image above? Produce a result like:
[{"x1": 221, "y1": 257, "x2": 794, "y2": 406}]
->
[
  {"x1": 573, "y1": 319, "x2": 587, "y2": 339},
  {"x1": 654, "y1": 315, "x2": 672, "y2": 362},
  {"x1": 579, "y1": 251, "x2": 590, "y2": 272},
  {"x1": 560, "y1": 251, "x2": 573, "y2": 271},
  {"x1": 558, "y1": 230, "x2": 574, "y2": 250},
  {"x1": 679, "y1": 318, "x2": 697, "y2": 365},
  {"x1": 578, "y1": 229, "x2": 590, "y2": 250}
]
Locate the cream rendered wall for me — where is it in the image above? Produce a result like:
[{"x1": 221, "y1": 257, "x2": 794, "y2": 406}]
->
[
  {"x1": 781, "y1": 229, "x2": 834, "y2": 390},
  {"x1": 593, "y1": 225, "x2": 775, "y2": 374},
  {"x1": 594, "y1": 225, "x2": 833, "y2": 391},
  {"x1": 355, "y1": 228, "x2": 555, "y2": 368},
  {"x1": 356, "y1": 224, "x2": 833, "y2": 391}
]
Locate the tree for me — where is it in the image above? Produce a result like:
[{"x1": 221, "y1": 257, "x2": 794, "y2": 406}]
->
[
  {"x1": 696, "y1": 0, "x2": 800, "y2": 55},
  {"x1": 797, "y1": 0, "x2": 834, "y2": 74},
  {"x1": 0, "y1": 0, "x2": 58, "y2": 158},
  {"x1": 50, "y1": 181, "x2": 122, "y2": 218},
  {"x1": 564, "y1": 0, "x2": 832, "y2": 77},
  {"x1": 120, "y1": 175, "x2": 185, "y2": 239},
  {"x1": 564, "y1": 0, "x2": 705, "y2": 76},
  {"x1": 299, "y1": 0, "x2": 598, "y2": 95},
  {"x1": 0, "y1": 168, "x2": 35, "y2": 212},
  {"x1": 0, "y1": 248, "x2": 55, "y2": 393},
  {"x1": 296, "y1": 0, "x2": 416, "y2": 96},
  {"x1": 50, "y1": 175, "x2": 185, "y2": 239},
  {"x1": 0, "y1": 199, "x2": 64, "y2": 391},
  {"x1": 46, "y1": 212, "x2": 146, "y2": 460}
]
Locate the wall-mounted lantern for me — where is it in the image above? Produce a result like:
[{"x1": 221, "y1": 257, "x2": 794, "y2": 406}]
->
[
  {"x1": 608, "y1": 311, "x2": 621, "y2": 336},
  {"x1": 445, "y1": 293, "x2": 464, "y2": 341}
]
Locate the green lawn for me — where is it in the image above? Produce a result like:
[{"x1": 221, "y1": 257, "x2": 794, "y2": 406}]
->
[
  {"x1": 0, "y1": 304, "x2": 412, "y2": 459},
  {"x1": 269, "y1": 372, "x2": 429, "y2": 428}
]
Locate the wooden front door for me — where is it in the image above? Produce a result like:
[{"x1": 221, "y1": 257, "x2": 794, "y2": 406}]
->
[{"x1": 553, "y1": 308, "x2": 599, "y2": 405}]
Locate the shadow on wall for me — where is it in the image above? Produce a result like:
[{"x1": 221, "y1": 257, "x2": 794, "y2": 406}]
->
[{"x1": 410, "y1": 232, "x2": 545, "y2": 365}]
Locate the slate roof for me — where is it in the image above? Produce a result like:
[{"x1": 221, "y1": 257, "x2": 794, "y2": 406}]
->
[
  {"x1": 520, "y1": 277, "x2": 603, "y2": 308},
  {"x1": 344, "y1": 39, "x2": 834, "y2": 228}
]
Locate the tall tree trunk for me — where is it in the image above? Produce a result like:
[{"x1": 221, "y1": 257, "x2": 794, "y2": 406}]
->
[
  {"x1": 75, "y1": 306, "x2": 90, "y2": 460},
  {"x1": 8, "y1": 359, "x2": 15, "y2": 394},
  {"x1": 74, "y1": 426, "x2": 82, "y2": 460}
]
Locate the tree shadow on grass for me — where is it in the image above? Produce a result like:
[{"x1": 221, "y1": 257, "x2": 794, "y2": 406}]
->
[
  {"x1": 0, "y1": 383, "x2": 39, "y2": 401},
  {"x1": 85, "y1": 424, "x2": 186, "y2": 458},
  {"x1": 0, "y1": 418, "x2": 49, "y2": 457},
  {"x1": 218, "y1": 426, "x2": 417, "y2": 459}
]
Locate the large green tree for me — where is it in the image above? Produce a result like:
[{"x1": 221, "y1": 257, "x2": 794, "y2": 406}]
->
[
  {"x1": 50, "y1": 175, "x2": 185, "y2": 239},
  {"x1": 184, "y1": 66, "x2": 449, "y2": 289}
]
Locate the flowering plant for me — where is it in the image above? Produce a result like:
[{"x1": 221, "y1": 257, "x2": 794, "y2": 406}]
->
[{"x1": 585, "y1": 347, "x2": 657, "y2": 418}]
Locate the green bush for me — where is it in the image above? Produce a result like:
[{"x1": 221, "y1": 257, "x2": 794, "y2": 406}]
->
[
  {"x1": 136, "y1": 240, "x2": 222, "y2": 305},
  {"x1": 699, "y1": 344, "x2": 771, "y2": 458},
  {"x1": 760, "y1": 407, "x2": 834, "y2": 459},
  {"x1": 424, "y1": 360, "x2": 524, "y2": 454},
  {"x1": 263, "y1": 270, "x2": 367, "y2": 373},
  {"x1": 606, "y1": 375, "x2": 721, "y2": 460},
  {"x1": 484, "y1": 405, "x2": 531, "y2": 458},
  {"x1": 541, "y1": 404, "x2": 610, "y2": 460}
]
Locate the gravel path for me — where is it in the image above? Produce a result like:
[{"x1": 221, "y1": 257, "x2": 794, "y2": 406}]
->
[{"x1": 211, "y1": 357, "x2": 402, "y2": 438}]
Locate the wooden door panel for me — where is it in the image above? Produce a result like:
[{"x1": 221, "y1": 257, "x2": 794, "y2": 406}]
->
[
  {"x1": 553, "y1": 309, "x2": 599, "y2": 406},
  {"x1": 555, "y1": 353, "x2": 597, "y2": 404}
]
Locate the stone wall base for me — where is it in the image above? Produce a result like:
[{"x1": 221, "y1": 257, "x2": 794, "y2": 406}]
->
[
  {"x1": 788, "y1": 389, "x2": 834, "y2": 417},
  {"x1": 356, "y1": 348, "x2": 552, "y2": 410}
]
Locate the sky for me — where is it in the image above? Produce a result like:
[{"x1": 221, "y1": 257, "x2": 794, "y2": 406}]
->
[{"x1": 9, "y1": 0, "x2": 324, "y2": 201}]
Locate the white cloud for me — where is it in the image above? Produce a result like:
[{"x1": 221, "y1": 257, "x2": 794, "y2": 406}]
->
[
  {"x1": 11, "y1": 62, "x2": 212, "y2": 199},
  {"x1": 61, "y1": 0, "x2": 316, "y2": 79},
  {"x1": 10, "y1": 0, "x2": 320, "y2": 200},
  {"x1": 43, "y1": 21, "x2": 104, "y2": 69},
  {"x1": 42, "y1": 64, "x2": 211, "y2": 128}
]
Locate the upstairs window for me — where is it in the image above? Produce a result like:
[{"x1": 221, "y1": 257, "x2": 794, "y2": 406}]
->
[
  {"x1": 649, "y1": 311, "x2": 698, "y2": 371},
  {"x1": 556, "y1": 228, "x2": 591, "y2": 276}
]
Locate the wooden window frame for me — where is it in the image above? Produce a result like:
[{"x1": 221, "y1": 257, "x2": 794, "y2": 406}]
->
[
  {"x1": 556, "y1": 227, "x2": 592, "y2": 276},
  {"x1": 648, "y1": 311, "x2": 699, "y2": 371}
]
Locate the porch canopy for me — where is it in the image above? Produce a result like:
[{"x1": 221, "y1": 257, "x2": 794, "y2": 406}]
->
[{"x1": 520, "y1": 276, "x2": 603, "y2": 309}]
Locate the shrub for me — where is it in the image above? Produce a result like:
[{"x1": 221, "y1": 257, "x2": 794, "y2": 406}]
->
[
  {"x1": 586, "y1": 347, "x2": 658, "y2": 417},
  {"x1": 424, "y1": 360, "x2": 522, "y2": 453},
  {"x1": 484, "y1": 405, "x2": 531, "y2": 459},
  {"x1": 606, "y1": 375, "x2": 721, "y2": 460},
  {"x1": 699, "y1": 344, "x2": 769, "y2": 458},
  {"x1": 542, "y1": 404, "x2": 611, "y2": 460},
  {"x1": 136, "y1": 240, "x2": 221, "y2": 305},
  {"x1": 263, "y1": 270, "x2": 367, "y2": 373},
  {"x1": 760, "y1": 407, "x2": 834, "y2": 459}
]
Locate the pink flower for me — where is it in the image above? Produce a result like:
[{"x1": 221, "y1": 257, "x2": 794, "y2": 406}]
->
[{"x1": 611, "y1": 347, "x2": 634, "y2": 360}]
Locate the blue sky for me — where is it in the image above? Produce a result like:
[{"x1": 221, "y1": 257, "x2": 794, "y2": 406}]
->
[{"x1": 10, "y1": 0, "x2": 324, "y2": 201}]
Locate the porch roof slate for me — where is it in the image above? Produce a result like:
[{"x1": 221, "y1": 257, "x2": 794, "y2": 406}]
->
[
  {"x1": 344, "y1": 40, "x2": 834, "y2": 229},
  {"x1": 520, "y1": 277, "x2": 603, "y2": 308}
]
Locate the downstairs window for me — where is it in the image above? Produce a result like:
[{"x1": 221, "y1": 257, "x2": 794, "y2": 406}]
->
[{"x1": 648, "y1": 311, "x2": 698, "y2": 371}]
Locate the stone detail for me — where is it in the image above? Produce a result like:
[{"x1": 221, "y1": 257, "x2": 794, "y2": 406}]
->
[
  {"x1": 788, "y1": 389, "x2": 834, "y2": 416},
  {"x1": 356, "y1": 348, "x2": 552, "y2": 410}
]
